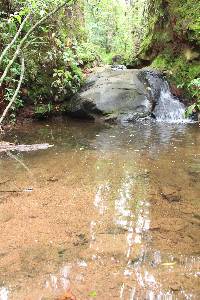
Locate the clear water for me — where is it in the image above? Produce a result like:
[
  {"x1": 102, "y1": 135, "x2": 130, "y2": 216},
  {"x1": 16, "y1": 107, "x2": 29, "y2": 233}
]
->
[{"x1": 0, "y1": 119, "x2": 199, "y2": 299}]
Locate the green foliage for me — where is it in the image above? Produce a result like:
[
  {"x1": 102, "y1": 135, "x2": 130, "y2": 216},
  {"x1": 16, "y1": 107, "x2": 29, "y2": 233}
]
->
[
  {"x1": 35, "y1": 102, "x2": 53, "y2": 118},
  {"x1": 0, "y1": 0, "x2": 138, "y2": 123},
  {"x1": 0, "y1": 0, "x2": 87, "y2": 120},
  {"x1": 152, "y1": 54, "x2": 200, "y2": 100},
  {"x1": 188, "y1": 78, "x2": 200, "y2": 98},
  {"x1": 1, "y1": 0, "x2": 198, "y2": 124},
  {"x1": 76, "y1": 42, "x2": 101, "y2": 65},
  {"x1": 185, "y1": 78, "x2": 200, "y2": 117},
  {"x1": 84, "y1": 0, "x2": 134, "y2": 63},
  {"x1": 52, "y1": 47, "x2": 84, "y2": 95},
  {"x1": 133, "y1": 0, "x2": 200, "y2": 59},
  {"x1": 185, "y1": 101, "x2": 200, "y2": 118},
  {"x1": 1, "y1": 57, "x2": 24, "y2": 121},
  {"x1": 133, "y1": 0, "x2": 200, "y2": 100},
  {"x1": 4, "y1": 86, "x2": 24, "y2": 123},
  {"x1": 167, "y1": 0, "x2": 200, "y2": 45}
]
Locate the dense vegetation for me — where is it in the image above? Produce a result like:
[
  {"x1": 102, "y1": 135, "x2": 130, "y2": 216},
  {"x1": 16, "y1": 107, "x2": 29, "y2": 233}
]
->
[
  {"x1": 0, "y1": 0, "x2": 86, "y2": 123},
  {"x1": 0, "y1": 0, "x2": 199, "y2": 124}
]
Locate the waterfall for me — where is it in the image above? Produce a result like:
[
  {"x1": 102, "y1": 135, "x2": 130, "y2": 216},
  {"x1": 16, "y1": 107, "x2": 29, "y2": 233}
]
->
[
  {"x1": 153, "y1": 81, "x2": 187, "y2": 123},
  {"x1": 138, "y1": 68, "x2": 190, "y2": 124}
]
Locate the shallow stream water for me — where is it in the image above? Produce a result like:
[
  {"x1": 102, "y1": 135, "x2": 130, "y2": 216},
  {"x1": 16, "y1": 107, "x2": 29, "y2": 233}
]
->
[{"x1": 0, "y1": 119, "x2": 199, "y2": 300}]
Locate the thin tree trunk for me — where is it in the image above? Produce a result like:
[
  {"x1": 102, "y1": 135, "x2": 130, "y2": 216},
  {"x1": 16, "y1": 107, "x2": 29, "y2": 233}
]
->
[
  {"x1": 0, "y1": 54, "x2": 25, "y2": 126},
  {"x1": 0, "y1": 13, "x2": 30, "y2": 66}
]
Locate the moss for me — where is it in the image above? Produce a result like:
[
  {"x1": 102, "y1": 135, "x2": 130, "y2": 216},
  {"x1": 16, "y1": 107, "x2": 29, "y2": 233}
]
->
[
  {"x1": 168, "y1": 0, "x2": 200, "y2": 42},
  {"x1": 137, "y1": 0, "x2": 200, "y2": 104},
  {"x1": 138, "y1": 0, "x2": 200, "y2": 56},
  {"x1": 151, "y1": 53, "x2": 200, "y2": 101}
]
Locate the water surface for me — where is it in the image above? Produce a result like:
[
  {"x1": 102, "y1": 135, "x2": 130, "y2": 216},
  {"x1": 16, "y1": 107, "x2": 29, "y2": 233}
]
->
[{"x1": 0, "y1": 119, "x2": 200, "y2": 299}]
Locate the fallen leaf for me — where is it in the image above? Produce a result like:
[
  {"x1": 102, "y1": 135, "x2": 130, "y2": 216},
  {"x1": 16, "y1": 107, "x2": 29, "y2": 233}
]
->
[{"x1": 56, "y1": 289, "x2": 77, "y2": 300}]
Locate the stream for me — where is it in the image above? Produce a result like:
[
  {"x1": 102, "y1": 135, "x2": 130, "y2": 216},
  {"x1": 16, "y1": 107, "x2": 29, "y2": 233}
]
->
[{"x1": 0, "y1": 119, "x2": 200, "y2": 299}]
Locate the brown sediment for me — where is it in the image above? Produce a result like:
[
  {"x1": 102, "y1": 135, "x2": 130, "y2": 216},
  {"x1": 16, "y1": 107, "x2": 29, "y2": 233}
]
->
[{"x1": 0, "y1": 120, "x2": 199, "y2": 299}]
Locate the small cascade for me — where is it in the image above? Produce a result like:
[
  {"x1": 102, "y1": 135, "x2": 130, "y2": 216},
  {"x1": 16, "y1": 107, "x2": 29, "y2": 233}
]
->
[
  {"x1": 138, "y1": 68, "x2": 189, "y2": 123},
  {"x1": 153, "y1": 81, "x2": 186, "y2": 123}
]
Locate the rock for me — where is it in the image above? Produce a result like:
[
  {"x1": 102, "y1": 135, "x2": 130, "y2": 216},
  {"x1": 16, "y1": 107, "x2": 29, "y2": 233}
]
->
[
  {"x1": 111, "y1": 64, "x2": 127, "y2": 70},
  {"x1": 161, "y1": 193, "x2": 181, "y2": 203},
  {"x1": 170, "y1": 282, "x2": 181, "y2": 292},
  {"x1": 137, "y1": 68, "x2": 165, "y2": 101},
  {"x1": 160, "y1": 185, "x2": 182, "y2": 202},
  {"x1": 112, "y1": 54, "x2": 123, "y2": 64},
  {"x1": 66, "y1": 68, "x2": 160, "y2": 123},
  {"x1": 47, "y1": 176, "x2": 59, "y2": 182},
  {"x1": 73, "y1": 233, "x2": 89, "y2": 246}
]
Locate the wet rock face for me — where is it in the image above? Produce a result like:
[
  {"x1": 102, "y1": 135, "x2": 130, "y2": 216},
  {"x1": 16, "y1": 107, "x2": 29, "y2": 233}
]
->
[
  {"x1": 190, "y1": 111, "x2": 200, "y2": 122},
  {"x1": 137, "y1": 69, "x2": 165, "y2": 105},
  {"x1": 66, "y1": 68, "x2": 162, "y2": 123}
]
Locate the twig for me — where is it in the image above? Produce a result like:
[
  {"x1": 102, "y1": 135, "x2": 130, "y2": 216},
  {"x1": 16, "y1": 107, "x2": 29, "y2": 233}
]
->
[
  {"x1": 6, "y1": 150, "x2": 32, "y2": 175},
  {"x1": 6, "y1": 151, "x2": 38, "y2": 189}
]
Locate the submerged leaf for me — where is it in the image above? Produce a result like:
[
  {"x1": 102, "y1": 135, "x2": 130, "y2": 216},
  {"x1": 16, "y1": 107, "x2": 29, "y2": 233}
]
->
[{"x1": 88, "y1": 290, "x2": 97, "y2": 297}]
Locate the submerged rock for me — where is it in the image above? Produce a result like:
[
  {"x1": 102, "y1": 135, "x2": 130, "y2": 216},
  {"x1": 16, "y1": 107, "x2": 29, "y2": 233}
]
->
[
  {"x1": 66, "y1": 68, "x2": 161, "y2": 123},
  {"x1": 160, "y1": 185, "x2": 182, "y2": 203}
]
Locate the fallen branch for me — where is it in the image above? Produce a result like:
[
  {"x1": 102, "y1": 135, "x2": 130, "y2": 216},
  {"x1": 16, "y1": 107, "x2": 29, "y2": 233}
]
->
[
  {"x1": 0, "y1": 142, "x2": 54, "y2": 152},
  {"x1": 0, "y1": 0, "x2": 74, "y2": 87},
  {"x1": 0, "y1": 53, "x2": 25, "y2": 126},
  {"x1": 0, "y1": 13, "x2": 30, "y2": 66}
]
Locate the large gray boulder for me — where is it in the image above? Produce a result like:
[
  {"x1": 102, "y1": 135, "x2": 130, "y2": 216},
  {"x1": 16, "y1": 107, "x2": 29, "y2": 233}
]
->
[{"x1": 65, "y1": 68, "x2": 162, "y2": 122}]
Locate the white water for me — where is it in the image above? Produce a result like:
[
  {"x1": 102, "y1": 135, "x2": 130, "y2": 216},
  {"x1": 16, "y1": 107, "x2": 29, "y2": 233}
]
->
[{"x1": 153, "y1": 82, "x2": 189, "y2": 123}]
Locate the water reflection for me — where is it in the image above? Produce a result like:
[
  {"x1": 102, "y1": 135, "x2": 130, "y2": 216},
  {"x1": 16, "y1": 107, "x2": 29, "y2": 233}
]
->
[
  {"x1": 115, "y1": 172, "x2": 134, "y2": 228},
  {"x1": 3, "y1": 119, "x2": 198, "y2": 157},
  {"x1": 43, "y1": 264, "x2": 72, "y2": 296},
  {"x1": 94, "y1": 183, "x2": 109, "y2": 215},
  {"x1": 90, "y1": 152, "x2": 156, "y2": 299},
  {"x1": 0, "y1": 288, "x2": 9, "y2": 300},
  {"x1": 90, "y1": 121, "x2": 192, "y2": 153},
  {"x1": 119, "y1": 196, "x2": 152, "y2": 298}
]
